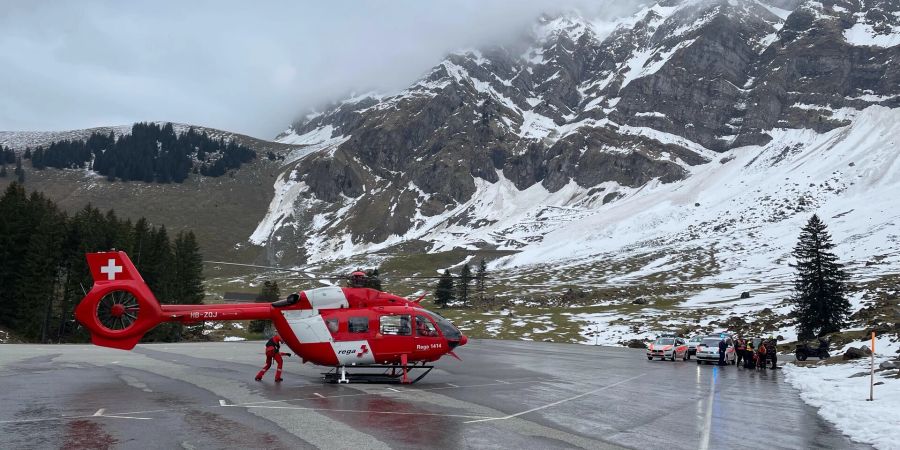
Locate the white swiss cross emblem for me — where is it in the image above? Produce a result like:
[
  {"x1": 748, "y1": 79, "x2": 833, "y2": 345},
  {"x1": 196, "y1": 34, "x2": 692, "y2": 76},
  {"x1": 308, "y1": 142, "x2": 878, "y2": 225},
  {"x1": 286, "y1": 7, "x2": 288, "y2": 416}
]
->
[{"x1": 100, "y1": 258, "x2": 123, "y2": 280}]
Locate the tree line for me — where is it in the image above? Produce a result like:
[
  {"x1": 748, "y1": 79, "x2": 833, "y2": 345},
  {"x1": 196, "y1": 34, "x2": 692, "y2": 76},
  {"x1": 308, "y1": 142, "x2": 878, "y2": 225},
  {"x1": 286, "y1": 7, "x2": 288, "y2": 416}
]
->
[
  {"x1": 21, "y1": 122, "x2": 256, "y2": 183},
  {"x1": 0, "y1": 146, "x2": 25, "y2": 183},
  {"x1": 434, "y1": 258, "x2": 488, "y2": 308},
  {"x1": 0, "y1": 182, "x2": 205, "y2": 343}
]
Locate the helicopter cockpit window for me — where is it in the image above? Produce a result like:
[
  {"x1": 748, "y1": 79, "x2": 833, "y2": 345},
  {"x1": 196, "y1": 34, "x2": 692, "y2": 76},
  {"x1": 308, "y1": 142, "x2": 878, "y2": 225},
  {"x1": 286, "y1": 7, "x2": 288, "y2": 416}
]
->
[
  {"x1": 422, "y1": 309, "x2": 462, "y2": 340},
  {"x1": 380, "y1": 315, "x2": 411, "y2": 336},
  {"x1": 348, "y1": 317, "x2": 368, "y2": 333},
  {"x1": 416, "y1": 315, "x2": 437, "y2": 337},
  {"x1": 325, "y1": 318, "x2": 338, "y2": 333}
]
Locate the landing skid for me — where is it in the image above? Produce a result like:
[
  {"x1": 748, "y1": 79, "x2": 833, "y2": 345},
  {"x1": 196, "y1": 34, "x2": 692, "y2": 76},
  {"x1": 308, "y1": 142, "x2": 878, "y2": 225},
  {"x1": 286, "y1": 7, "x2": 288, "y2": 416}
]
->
[{"x1": 322, "y1": 363, "x2": 434, "y2": 384}]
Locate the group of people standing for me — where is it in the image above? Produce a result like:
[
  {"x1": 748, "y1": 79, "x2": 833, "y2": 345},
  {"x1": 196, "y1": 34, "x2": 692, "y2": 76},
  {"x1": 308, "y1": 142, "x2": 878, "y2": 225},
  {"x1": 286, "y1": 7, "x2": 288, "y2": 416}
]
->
[{"x1": 732, "y1": 336, "x2": 778, "y2": 369}]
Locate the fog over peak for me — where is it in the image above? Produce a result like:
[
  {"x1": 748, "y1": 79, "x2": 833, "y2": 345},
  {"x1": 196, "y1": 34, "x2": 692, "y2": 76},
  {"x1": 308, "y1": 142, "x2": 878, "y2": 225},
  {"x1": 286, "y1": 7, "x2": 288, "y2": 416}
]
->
[{"x1": 0, "y1": 0, "x2": 642, "y2": 138}]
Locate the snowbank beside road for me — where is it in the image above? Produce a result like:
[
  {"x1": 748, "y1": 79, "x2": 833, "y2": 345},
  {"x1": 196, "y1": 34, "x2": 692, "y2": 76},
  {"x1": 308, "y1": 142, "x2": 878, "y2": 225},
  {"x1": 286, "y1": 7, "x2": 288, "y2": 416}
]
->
[{"x1": 785, "y1": 357, "x2": 900, "y2": 449}]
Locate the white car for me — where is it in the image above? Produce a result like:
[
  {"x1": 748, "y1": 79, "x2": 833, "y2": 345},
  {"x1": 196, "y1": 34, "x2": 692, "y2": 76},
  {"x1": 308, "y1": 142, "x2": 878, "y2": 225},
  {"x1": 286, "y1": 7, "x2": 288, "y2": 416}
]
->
[
  {"x1": 646, "y1": 337, "x2": 690, "y2": 361},
  {"x1": 687, "y1": 335, "x2": 704, "y2": 355},
  {"x1": 695, "y1": 335, "x2": 736, "y2": 365}
]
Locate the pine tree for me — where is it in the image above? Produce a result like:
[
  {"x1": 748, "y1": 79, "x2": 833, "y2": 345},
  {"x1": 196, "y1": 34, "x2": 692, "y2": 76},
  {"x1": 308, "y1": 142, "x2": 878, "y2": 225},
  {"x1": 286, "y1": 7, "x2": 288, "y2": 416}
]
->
[
  {"x1": 434, "y1": 270, "x2": 455, "y2": 309},
  {"x1": 172, "y1": 231, "x2": 205, "y2": 305},
  {"x1": 0, "y1": 164, "x2": 7, "y2": 177},
  {"x1": 456, "y1": 264, "x2": 472, "y2": 308},
  {"x1": 0, "y1": 183, "x2": 30, "y2": 328},
  {"x1": 250, "y1": 280, "x2": 280, "y2": 333},
  {"x1": 12, "y1": 192, "x2": 66, "y2": 341},
  {"x1": 15, "y1": 157, "x2": 24, "y2": 183},
  {"x1": 139, "y1": 225, "x2": 179, "y2": 342},
  {"x1": 790, "y1": 214, "x2": 851, "y2": 339},
  {"x1": 475, "y1": 258, "x2": 487, "y2": 305}
]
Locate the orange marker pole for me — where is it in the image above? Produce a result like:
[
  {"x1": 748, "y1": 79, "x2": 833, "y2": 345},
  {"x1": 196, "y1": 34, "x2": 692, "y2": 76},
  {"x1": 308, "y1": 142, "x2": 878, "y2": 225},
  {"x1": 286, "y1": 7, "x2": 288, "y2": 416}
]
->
[{"x1": 868, "y1": 331, "x2": 875, "y2": 401}]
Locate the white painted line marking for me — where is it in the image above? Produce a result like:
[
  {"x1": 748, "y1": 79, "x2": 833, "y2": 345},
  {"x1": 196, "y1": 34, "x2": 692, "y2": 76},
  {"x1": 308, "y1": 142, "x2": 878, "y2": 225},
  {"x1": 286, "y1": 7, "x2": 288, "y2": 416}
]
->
[
  {"x1": 226, "y1": 379, "x2": 543, "y2": 408},
  {"x1": 0, "y1": 409, "x2": 157, "y2": 424},
  {"x1": 218, "y1": 400, "x2": 228, "y2": 406},
  {"x1": 386, "y1": 387, "x2": 400, "y2": 392},
  {"x1": 495, "y1": 380, "x2": 510, "y2": 384},
  {"x1": 236, "y1": 404, "x2": 495, "y2": 420},
  {"x1": 98, "y1": 414, "x2": 152, "y2": 420},
  {"x1": 699, "y1": 369, "x2": 716, "y2": 450},
  {"x1": 465, "y1": 373, "x2": 646, "y2": 424},
  {"x1": 313, "y1": 393, "x2": 325, "y2": 398},
  {"x1": 447, "y1": 383, "x2": 459, "y2": 388}
]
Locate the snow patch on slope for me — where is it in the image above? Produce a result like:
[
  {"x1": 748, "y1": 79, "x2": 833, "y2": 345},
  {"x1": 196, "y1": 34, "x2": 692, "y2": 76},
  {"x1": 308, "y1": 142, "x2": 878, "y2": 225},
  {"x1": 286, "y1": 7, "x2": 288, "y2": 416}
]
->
[
  {"x1": 496, "y1": 106, "x2": 900, "y2": 287},
  {"x1": 785, "y1": 358, "x2": 900, "y2": 449},
  {"x1": 844, "y1": 22, "x2": 900, "y2": 48}
]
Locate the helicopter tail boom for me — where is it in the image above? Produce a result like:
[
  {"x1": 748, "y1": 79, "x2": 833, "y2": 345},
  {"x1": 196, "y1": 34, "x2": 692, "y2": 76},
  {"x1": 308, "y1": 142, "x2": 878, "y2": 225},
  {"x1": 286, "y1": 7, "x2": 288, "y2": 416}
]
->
[{"x1": 75, "y1": 251, "x2": 272, "y2": 350}]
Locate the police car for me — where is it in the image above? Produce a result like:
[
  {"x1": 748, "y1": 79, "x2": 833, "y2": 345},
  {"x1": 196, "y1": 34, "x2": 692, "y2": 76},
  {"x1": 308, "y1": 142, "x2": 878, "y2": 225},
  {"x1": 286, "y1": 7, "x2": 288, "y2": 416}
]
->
[
  {"x1": 686, "y1": 335, "x2": 704, "y2": 355},
  {"x1": 695, "y1": 334, "x2": 736, "y2": 365},
  {"x1": 646, "y1": 336, "x2": 690, "y2": 361}
]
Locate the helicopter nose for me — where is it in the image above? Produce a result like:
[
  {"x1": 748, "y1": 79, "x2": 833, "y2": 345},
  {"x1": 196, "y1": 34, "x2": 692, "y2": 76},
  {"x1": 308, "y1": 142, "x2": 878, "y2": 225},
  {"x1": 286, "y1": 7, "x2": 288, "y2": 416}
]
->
[{"x1": 459, "y1": 335, "x2": 468, "y2": 346}]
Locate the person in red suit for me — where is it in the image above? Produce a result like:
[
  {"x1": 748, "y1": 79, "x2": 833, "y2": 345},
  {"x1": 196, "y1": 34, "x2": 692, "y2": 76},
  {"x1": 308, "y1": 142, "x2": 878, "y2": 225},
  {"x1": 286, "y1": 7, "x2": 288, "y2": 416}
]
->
[{"x1": 255, "y1": 335, "x2": 291, "y2": 382}]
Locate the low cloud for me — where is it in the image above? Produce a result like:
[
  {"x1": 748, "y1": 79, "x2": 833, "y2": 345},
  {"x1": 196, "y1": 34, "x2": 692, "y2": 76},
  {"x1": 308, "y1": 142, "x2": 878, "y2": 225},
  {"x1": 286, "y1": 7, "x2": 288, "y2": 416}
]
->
[{"x1": 0, "y1": 0, "x2": 639, "y2": 138}]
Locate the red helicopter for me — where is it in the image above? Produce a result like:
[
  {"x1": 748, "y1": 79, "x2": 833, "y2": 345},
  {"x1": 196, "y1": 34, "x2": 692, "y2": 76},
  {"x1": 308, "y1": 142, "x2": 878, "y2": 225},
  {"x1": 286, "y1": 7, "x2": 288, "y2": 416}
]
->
[{"x1": 74, "y1": 251, "x2": 468, "y2": 384}]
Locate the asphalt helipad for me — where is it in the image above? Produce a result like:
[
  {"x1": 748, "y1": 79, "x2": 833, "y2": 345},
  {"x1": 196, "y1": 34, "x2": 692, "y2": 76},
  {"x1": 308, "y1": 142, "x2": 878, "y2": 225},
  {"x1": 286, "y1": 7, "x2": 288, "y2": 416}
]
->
[{"x1": 0, "y1": 340, "x2": 868, "y2": 449}]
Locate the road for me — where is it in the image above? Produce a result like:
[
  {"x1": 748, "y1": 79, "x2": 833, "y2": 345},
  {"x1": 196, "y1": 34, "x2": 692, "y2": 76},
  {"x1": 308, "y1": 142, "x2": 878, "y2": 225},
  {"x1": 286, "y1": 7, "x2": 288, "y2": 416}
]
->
[{"x1": 0, "y1": 340, "x2": 866, "y2": 449}]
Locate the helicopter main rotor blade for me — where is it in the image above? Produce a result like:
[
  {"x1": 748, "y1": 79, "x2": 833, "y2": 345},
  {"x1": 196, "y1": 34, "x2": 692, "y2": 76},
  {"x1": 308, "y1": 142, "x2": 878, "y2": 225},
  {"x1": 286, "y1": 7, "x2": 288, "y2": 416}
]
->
[
  {"x1": 203, "y1": 260, "x2": 315, "y2": 275},
  {"x1": 204, "y1": 260, "x2": 490, "y2": 281}
]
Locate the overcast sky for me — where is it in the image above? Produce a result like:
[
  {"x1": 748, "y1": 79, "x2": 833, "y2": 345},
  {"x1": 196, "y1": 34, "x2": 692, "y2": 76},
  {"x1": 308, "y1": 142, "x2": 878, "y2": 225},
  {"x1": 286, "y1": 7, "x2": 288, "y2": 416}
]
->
[{"x1": 0, "y1": 0, "x2": 636, "y2": 138}]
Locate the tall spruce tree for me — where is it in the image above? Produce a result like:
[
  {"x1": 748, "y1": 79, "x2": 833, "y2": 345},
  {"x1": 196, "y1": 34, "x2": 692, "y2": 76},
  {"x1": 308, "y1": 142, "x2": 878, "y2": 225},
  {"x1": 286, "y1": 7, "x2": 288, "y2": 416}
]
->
[
  {"x1": 475, "y1": 258, "x2": 487, "y2": 305},
  {"x1": 15, "y1": 157, "x2": 24, "y2": 183},
  {"x1": 790, "y1": 214, "x2": 851, "y2": 339},
  {"x1": 456, "y1": 264, "x2": 472, "y2": 308},
  {"x1": 434, "y1": 270, "x2": 455, "y2": 309},
  {"x1": 0, "y1": 184, "x2": 32, "y2": 329},
  {"x1": 250, "y1": 280, "x2": 280, "y2": 333},
  {"x1": 172, "y1": 231, "x2": 205, "y2": 305}
]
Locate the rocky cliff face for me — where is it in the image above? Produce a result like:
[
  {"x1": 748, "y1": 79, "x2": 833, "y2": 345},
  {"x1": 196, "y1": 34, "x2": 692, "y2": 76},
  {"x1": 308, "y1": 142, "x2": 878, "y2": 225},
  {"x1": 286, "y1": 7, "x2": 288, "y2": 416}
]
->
[{"x1": 251, "y1": 0, "x2": 900, "y2": 266}]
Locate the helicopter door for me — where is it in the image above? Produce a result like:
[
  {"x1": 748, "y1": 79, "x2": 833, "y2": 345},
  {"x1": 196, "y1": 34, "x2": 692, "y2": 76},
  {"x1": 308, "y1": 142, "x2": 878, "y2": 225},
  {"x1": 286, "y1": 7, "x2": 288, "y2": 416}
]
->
[
  {"x1": 377, "y1": 314, "x2": 413, "y2": 360},
  {"x1": 413, "y1": 315, "x2": 443, "y2": 357}
]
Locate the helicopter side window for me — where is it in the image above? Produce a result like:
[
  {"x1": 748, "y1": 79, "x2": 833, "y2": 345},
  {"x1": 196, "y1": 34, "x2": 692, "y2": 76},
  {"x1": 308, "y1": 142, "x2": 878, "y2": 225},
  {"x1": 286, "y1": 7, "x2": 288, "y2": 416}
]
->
[
  {"x1": 325, "y1": 318, "x2": 338, "y2": 333},
  {"x1": 380, "y1": 315, "x2": 411, "y2": 336},
  {"x1": 348, "y1": 317, "x2": 368, "y2": 333},
  {"x1": 416, "y1": 316, "x2": 437, "y2": 337}
]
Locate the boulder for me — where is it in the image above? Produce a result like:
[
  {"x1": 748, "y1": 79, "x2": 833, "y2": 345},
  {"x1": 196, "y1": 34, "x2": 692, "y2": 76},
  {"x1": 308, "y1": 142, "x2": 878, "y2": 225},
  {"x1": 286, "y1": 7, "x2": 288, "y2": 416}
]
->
[
  {"x1": 879, "y1": 360, "x2": 898, "y2": 370},
  {"x1": 740, "y1": 292, "x2": 750, "y2": 299},
  {"x1": 631, "y1": 298, "x2": 648, "y2": 305},
  {"x1": 843, "y1": 346, "x2": 872, "y2": 360},
  {"x1": 625, "y1": 339, "x2": 647, "y2": 349}
]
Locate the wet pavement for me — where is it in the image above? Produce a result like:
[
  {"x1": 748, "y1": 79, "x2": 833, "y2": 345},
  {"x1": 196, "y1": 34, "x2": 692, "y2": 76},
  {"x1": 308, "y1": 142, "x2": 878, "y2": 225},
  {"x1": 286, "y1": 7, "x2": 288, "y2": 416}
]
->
[{"x1": 0, "y1": 340, "x2": 869, "y2": 449}]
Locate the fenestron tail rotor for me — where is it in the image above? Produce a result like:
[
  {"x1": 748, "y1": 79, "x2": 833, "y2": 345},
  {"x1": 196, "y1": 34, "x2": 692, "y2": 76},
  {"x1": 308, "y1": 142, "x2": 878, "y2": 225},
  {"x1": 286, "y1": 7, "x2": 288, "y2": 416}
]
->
[{"x1": 96, "y1": 290, "x2": 140, "y2": 332}]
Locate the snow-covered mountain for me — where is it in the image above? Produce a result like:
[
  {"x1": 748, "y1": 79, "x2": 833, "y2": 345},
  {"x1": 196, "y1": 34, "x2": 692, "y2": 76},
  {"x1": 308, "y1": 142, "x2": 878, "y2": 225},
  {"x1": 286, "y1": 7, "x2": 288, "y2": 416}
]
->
[
  {"x1": 239, "y1": 0, "x2": 900, "y2": 343},
  {"x1": 4, "y1": 0, "x2": 897, "y2": 345},
  {"x1": 255, "y1": 0, "x2": 897, "y2": 259}
]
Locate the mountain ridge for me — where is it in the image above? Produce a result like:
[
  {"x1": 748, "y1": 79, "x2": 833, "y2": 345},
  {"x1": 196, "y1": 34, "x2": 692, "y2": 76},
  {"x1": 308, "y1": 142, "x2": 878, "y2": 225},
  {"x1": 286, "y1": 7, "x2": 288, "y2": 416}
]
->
[{"x1": 3, "y1": 0, "x2": 899, "y2": 345}]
